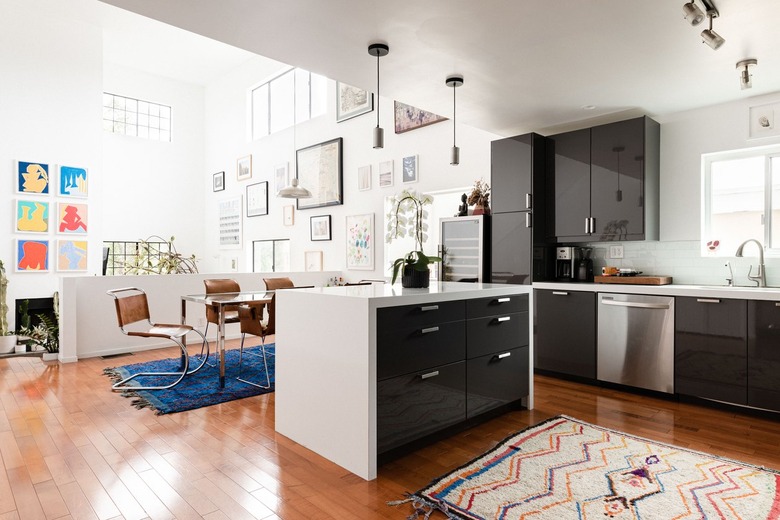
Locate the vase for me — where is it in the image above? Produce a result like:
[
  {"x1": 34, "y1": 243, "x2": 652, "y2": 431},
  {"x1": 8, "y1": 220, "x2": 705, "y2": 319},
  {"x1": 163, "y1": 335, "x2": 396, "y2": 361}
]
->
[
  {"x1": 473, "y1": 204, "x2": 490, "y2": 215},
  {"x1": 0, "y1": 335, "x2": 16, "y2": 354},
  {"x1": 401, "y1": 266, "x2": 430, "y2": 288}
]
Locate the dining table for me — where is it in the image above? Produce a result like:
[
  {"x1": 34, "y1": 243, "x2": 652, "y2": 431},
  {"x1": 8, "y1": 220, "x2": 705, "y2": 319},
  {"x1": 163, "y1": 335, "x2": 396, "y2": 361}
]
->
[{"x1": 181, "y1": 291, "x2": 274, "y2": 388}]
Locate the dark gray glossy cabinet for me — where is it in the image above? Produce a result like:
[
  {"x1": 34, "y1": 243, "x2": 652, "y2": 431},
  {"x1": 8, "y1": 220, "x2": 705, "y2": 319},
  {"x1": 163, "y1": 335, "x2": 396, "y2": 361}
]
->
[
  {"x1": 377, "y1": 294, "x2": 529, "y2": 454},
  {"x1": 748, "y1": 300, "x2": 780, "y2": 411},
  {"x1": 547, "y1": 116, "x2": 659, "y2": 242},
  {"x1": 534, "y1": 289, "x2": 596, "y2": 378},
  {"x1": 491, "y1": 133, "x2": 545, "y2": 214},
  {"x1": 491, "y1": 212, "x2": 532, "y2": 285},
  {"x1": 675, "y1": 297, "x2": 747, "y2": 404}
]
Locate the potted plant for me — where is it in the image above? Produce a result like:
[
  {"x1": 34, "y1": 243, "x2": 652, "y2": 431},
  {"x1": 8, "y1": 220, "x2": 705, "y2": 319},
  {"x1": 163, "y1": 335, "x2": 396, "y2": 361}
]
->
[
  {"x1": 467, "y1": 178, "x2": 491, "y2": 215},
  {"x1": 0, "y1": 260, "x2": 17, "y2": 354},
  {"x1": 386, "y1": 189, "x2": 441, "y2": 288}
]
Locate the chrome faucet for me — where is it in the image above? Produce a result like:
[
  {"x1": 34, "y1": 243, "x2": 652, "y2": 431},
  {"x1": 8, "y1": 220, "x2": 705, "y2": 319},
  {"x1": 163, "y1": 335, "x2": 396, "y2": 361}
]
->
[
  {"x1": 724, "y1": 261, "x2": 734, "y2": 286},
  {"x1": 735, "y1": 239, "x2": 767, "y2": 287}
]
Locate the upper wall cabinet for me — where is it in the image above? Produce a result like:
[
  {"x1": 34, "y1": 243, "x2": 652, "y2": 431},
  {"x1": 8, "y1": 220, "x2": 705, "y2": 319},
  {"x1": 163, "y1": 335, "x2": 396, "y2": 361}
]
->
[
  {"x1": 547, "y1": 116, "x2": 660, "y2": 242},
  {"x1": 491, "y1": 133, "x2": 546, "y2": 214}
]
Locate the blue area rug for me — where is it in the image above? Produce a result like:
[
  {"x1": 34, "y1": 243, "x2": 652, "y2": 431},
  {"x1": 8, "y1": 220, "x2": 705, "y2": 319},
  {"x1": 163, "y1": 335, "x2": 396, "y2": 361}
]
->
[{"x1": 103, "y1": 345, "x2": 275, "y2": 415}]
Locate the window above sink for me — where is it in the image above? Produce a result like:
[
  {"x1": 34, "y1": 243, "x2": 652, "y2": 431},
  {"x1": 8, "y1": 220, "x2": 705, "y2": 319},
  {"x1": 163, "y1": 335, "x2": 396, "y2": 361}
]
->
[{"x1": 702, "y1": 144, "x2": 780, "y2": 257}]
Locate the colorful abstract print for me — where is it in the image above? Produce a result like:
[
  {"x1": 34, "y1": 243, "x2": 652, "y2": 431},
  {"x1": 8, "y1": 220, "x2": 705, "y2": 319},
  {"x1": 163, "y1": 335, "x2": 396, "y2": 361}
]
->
[{"x1": 413, "y1": 416, "x2": 780, "y2": 520}]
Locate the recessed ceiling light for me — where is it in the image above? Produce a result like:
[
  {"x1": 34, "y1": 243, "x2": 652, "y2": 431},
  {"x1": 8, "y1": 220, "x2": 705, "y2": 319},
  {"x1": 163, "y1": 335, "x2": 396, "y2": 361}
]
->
[{"x1": 581, "y1": 105, "x2": 597, "y2": 110}]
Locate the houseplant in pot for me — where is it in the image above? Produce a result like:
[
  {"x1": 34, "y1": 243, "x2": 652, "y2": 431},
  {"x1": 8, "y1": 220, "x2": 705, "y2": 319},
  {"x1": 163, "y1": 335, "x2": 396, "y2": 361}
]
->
[
  {"x1": 0, "y1": 260, "x2": 17, "y2": 354},
  {"x1": 467, "y1": 178, "x2": 491, "y2": 215},
  {"x1": 386, "y1": 189, "x2": 441, "y2": 288}
]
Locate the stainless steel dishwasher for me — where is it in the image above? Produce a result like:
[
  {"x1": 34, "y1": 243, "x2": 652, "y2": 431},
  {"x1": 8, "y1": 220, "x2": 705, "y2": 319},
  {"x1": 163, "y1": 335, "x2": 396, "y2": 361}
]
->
[{"x1": 597, "y1": 293, "x2": 675, "y2": 393}]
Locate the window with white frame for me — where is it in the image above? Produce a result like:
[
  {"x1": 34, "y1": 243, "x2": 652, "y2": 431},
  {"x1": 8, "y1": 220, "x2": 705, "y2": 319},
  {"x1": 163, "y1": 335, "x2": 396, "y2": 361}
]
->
[
  {"x1": 252, "y1": 239, "x2": 291, "y2": 272},
  {"x1": 250, "y1": 68, "x2": 327, "y2": 140},
  {"x1": 703, "y1": 145, "x2": 780, "y2": 255},
  {"x1": 103, "y1": 93, "x2": 171, "y2": 142}
]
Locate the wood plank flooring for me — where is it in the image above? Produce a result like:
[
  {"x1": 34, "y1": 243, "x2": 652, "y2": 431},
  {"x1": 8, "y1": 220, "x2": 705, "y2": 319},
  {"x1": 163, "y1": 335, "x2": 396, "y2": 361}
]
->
[{"x1": 1, "y1": 340, "x2": 779, "y2": 519}]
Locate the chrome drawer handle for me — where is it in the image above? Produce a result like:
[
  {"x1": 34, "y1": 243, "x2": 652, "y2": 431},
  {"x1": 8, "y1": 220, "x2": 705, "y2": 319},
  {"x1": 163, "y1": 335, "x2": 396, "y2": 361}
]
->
[
  {"x1": 496, "y1": 297, "x2": 511, "y2": 303},
  {"x1": 496, "y1": 352, "x2": 511, "y2": 359},
  {"x1": 552, "y1": 291, "x2": 569, "y2": 296},
  {"x1": 496, "y1": 316, "x2": 511, "y2": 323},
  {"x1": 420, "y1": 371, "x2": 439, "y2": 380},
  {"x1": 775, "y1": 302, "x2": 780, "y2": 307},
  {"x1": 421, "y1": 326, "x2": 439, "y2": 334},
  {"x1": 697, "y1": 298, "x2": 720, "y2": 304},
  {"x1": 420, "y1": 305, "x2": 439, "y2": 312}
]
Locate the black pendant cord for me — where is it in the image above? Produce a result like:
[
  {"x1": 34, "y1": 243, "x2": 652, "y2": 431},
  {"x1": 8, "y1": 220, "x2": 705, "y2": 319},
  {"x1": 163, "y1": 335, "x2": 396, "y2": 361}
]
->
[
  {"x1": 376, "y1": 53, "x2": 380, "y2": 129},
  {"x1": 452, "y1": 82, "x2": 456, "y2": 147}
]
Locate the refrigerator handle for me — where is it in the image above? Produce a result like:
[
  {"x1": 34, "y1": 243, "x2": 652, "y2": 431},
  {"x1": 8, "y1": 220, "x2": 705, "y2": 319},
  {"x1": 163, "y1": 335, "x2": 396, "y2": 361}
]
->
[
  {"x1": 525, "y1": 193, "x2": 532, "y2": 210},
  {"x1": 525, "y1": 212, "x2": 532, "y2": 228}
]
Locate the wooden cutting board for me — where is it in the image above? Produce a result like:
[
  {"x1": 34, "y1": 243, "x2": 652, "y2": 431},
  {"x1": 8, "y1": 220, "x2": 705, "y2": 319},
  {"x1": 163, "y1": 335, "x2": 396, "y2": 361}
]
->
[{"x1": 594, "y1": 275, "x2": 673, "y2": 285}]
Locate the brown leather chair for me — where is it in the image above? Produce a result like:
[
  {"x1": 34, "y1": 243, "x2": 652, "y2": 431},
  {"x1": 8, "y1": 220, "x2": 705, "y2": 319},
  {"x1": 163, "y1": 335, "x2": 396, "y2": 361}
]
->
[
  {"x1": 203, "y1": 279, "x2": 241, "y2": 338},
  {"x1": 106, "y1": 287, "x2": 209, "y2": 391},
  {"x1": 236, "y1": 293, "x2": 277, "y2": 388},
  {"x1": 263, "y1": 277, "x2": 294, "y2": 290}
]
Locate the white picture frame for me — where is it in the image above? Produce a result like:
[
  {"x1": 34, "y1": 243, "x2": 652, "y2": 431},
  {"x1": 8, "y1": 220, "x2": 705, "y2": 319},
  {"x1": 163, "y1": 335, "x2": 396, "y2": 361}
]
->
[
  {"x1": 304, "y1": 250, "x2": 323, "y2": 272},
  {"x1": 274, "y1": 162, "x2": 289, "y2": 194},
  {"x1": 346, "y1": 213, "x2": 374, "y2": 270},
  {"x1": 749, "y1": 103, "x2": 780, "y2": 140},
  {"x1": 402, "y1": 155, "x2": 418, "y2": 183},
  {"x1": 379, "y1": 160, "x2": 393, "y2": 188},
  {"x1": 237, "y1": 154, "x2": 252, "y2": 181},
  {"x1": 358, "y1": 165, "x2": 372, "y2": 191},
  {"x1": 218, "y1": 196, "x2": 242, "y2": 249}
]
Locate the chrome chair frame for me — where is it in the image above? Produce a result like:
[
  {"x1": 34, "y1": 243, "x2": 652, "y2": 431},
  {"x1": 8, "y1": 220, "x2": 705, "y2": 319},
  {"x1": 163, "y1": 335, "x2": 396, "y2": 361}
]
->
[{"x1": 107, "y1": 287, "x2": 210, "y2": 391}]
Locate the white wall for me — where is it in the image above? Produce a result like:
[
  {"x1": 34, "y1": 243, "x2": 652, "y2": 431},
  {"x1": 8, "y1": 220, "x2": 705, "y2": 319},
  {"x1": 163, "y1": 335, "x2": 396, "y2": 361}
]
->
[
  {"x1": 101, "y1": 61, "x2": 206, "y2": 258},
  {"x1": 0, "y1": 0, "x2": 103, "y2": 330},
  {"x1": 202, "y1": 57, "x2": 500, "y2": 279}
]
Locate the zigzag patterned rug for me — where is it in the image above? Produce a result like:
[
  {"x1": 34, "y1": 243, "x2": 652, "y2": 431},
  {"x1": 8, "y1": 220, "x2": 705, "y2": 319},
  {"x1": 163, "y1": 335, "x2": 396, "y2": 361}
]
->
[{"x1": 404, "y1": 415, "x2": 780, "y2": 519}]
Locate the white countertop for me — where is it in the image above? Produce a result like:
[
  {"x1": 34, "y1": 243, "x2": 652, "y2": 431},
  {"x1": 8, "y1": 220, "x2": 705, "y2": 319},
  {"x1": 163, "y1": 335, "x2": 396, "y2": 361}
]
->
[
  {"x1": 286, "y1": 282, "x2": 532, "y2": 307},
  {"x1": 533, "y1": 281, "x2": 780, "y2": 301}
]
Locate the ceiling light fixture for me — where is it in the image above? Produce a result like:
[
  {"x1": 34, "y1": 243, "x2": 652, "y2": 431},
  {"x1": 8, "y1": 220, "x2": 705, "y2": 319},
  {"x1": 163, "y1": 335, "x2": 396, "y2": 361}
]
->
[
  {"x1": 682, "y1": 2, "x2": 705, "y2": 26},
  {"x1": 701, "y1": 9, "x2": 725, "y2": 50},
  {"x1": 736, "y1": 58, "x2": 757, "y2": 90},
  {"x1": 446, "y1": 75, "x2": 463, "y2": 166},
  {"x1": 278, "y1": 70, "x2": 312, "y2": 199},
  {"x1": 368, "y1": 42, "x2": 389, "y2": 149}
]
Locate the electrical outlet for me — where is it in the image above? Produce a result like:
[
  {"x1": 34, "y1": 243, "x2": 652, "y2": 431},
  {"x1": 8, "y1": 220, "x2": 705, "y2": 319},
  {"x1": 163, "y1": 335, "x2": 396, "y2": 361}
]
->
[{"x1": 609, "y1": 245, "x2": 624, "y2": 259}]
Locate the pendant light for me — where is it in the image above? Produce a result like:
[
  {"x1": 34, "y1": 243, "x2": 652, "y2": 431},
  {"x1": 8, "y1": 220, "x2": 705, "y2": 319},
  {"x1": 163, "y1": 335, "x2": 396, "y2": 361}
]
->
[
  {"x1": 446, "y1": 75, "x2": 463, "y2": 165},
  {"x1": 278, "y1": 69, "x2": 312, "y2": 199},
  {"x1": 368, "y1": 43, "x2": 389, "y2": 149}
]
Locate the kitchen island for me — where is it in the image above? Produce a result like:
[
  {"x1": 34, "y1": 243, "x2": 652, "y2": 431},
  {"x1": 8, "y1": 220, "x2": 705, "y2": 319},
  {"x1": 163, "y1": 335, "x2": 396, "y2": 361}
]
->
[{"x1": 274, "y1": 282, "x2": 533, "y2": 480}]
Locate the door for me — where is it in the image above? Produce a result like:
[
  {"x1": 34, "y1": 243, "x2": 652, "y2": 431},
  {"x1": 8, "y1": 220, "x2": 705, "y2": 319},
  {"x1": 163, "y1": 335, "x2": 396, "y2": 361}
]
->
[
  {"x1": 491, "y1": 135, "x2": 533, "y2": 213},
  {"x1": 748, "y1": 300, "x2": 780, "y2": 411},
  {"x1": 490, "y1": 212, "x2": 531, "y2": 284},
  {"x1": 549, "y1": 128, "x2": 591, "y2": 240}
]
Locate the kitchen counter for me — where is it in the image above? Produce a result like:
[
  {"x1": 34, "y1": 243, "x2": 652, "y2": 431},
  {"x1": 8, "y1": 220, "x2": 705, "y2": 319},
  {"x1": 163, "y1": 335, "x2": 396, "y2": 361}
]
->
[
  {"x1": 533, "y1": 281, "x2": 780, "y2": 301},
  {"x1": 274, "y1": 282, "x2": 533, "y2": 481}
]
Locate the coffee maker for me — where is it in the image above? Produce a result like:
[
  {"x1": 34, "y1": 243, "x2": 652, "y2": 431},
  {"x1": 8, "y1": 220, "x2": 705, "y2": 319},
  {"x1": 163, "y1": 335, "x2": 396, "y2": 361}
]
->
[
  {"x1": 555, "y1": 247, "x2": 579, "y2": 282},
  {"x1": 575, "y1": 247, "x2": 594, "y2": 282}
]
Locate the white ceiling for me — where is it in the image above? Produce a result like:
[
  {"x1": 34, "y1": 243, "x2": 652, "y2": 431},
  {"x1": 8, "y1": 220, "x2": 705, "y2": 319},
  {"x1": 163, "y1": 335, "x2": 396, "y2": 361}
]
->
[{"x1": 97, "y1": 0, "x2": 780, "y2": 137}]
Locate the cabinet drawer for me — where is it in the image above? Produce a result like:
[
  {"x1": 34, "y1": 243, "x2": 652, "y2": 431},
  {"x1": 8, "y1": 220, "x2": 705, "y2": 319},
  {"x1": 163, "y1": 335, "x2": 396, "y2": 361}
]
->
[
  {"x1": 377, "y1": 300, "x2": 465, "y2": 335},
  {"x1": 467, "y1": 347, "x2": 528, "y2": 419},
  {"x1": 378, "y1": 321, "x2": 466, "y2": 380},
  {"x1": 466, "y1": 312, "x2": 528, "y2": 359},
  {"x1": 466, "y1": 294, "x2": 528, "y2": 318},
  {"x1": 377, "y1": 361, "x2": 466, "y2": 454}
]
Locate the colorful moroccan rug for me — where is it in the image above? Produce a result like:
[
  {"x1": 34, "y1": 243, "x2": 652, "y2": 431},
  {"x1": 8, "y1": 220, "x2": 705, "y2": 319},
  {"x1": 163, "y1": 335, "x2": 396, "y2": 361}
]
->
[
  {"x1": 402, "y1": 415, "x2": 780, "y2": 519},
  {"x1": 103, "y1": 345, "x2": 274, "y2": 415}
]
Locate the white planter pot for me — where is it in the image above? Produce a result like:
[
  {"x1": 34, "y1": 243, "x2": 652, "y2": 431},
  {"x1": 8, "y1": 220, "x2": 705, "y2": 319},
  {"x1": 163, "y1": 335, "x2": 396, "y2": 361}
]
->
[
  {"x1": 41, "y1": 352, "x2": 58, "y2": 362},
  {"x1": 15, "y1": 342, "x2": 27, "y2": 354},
  {"x1": 0, "y1": 335, "x2": 17, "y2": 354}
]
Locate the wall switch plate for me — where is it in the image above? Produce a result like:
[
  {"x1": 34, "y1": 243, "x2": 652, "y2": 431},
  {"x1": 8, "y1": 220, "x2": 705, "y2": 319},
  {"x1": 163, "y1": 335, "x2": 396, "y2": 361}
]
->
[{"x1": 609, "y1": 245, "x2": 624, "y2": 259}]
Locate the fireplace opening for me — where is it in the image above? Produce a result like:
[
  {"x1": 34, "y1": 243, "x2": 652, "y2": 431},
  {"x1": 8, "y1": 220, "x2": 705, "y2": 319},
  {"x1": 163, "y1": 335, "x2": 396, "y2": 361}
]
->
[{"x1": 15, "y1": 297, "x2": 56, "y2": 333}]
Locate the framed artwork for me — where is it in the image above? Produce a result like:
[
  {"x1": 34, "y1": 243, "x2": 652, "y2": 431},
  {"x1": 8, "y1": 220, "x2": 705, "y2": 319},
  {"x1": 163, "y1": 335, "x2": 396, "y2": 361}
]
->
[
  {"x1": 402, "y1": 155, "x2": 418, "y2": 183},
  {"x1": 346, "y1": 213, "x2": 374, "y2": 270},
  {"x1": 283, "y1": 204, "x2": 295, "y2": 226},
  {"x1": 16, "y1": 161, "x2": 50, "y2": 194},
  {"x1": 58, "y1": 165, "x2": 88, "y2": 197},
  {"x1": 749, "y1": 103, "x2": 780, "y2": 139},
  {"x1": 274, "y1": 162, "x2": 289, "y2": 194},
  {"x1": 213, "y1": 171, "x2": 225, "y2": 192},
  {"x1": 16, "y1": 239, "x2": 49, "y2": 272},
  {"x1": 15, "y1": 200, "x2": 49, "y2": 233},
  {"x1": 358, "y1": 165, "x2": 372, "y2": 191},
  {"x1": 336, "y1": 82, "x2": 373, "y2": 122},
  {"x1": 219, "y1": 196, "x2": 242, "y2": 249},
  {"x1": 310, "y1": 215, "x2": 332, "y2": 241},
  {"x1": 237, "y1": 154, "x2": 252, "y2": 181},
  {"x1": 296, "y1": 137, "x2": 343, "y2": 210},
  {"x1": 304, "y1": 250, "x2": 323, "y2": 272},
  {"x1": 379, "y1": 160, "x2": 394, "y2": 188},
  {"x1": 56, "y1": 240, "x2": 87, "y2": 272},
  {"x1": 394, "y1": 101, "x2": 447, "y2": 134},
  {"x1": 246, "y1": 181, "x2": 268, "y2": 217},
  {"x1": 57, "y1": 202, "x2": 88, "y2": 234}
]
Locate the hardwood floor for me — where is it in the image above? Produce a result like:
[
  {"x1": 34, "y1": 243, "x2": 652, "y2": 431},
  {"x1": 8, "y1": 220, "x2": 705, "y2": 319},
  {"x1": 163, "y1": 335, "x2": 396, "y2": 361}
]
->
[{"x1": 2, "y1": 342, "x2": 780, "y2": 519}]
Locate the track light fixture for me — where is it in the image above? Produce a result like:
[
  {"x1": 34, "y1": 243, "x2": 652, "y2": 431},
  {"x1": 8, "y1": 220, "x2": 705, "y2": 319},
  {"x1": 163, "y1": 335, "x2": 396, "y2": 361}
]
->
[
  {"x1": 368, "y1": 42, "x2": 389, "y2": 149},
  {"x1": 446, "y1": 75, "x2": 463, "y2": 166},
  {"x1": 737, "y1": 59, "x2": 758, "y2": 90},
  {"x1": 701, "y1": 11, "x2": 725, "y2": 50},
  {"x1": 682, "y1": 2, "x2": 705, "y2": 25}
]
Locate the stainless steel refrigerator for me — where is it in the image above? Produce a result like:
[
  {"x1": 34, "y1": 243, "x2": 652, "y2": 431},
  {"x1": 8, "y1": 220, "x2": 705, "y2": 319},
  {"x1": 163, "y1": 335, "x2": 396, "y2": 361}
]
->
[{"x1": 438, "y1": 215, "x2": 490, "y2": 283}]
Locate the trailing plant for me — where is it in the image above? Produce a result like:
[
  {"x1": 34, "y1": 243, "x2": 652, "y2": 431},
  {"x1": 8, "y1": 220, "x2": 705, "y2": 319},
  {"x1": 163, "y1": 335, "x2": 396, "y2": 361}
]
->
[
  {"x1": 385, "y1": 189, "x2": 441, "y2": 284},
  {"x1": 121, "y1": 235, "x2": 199, "y2": 275},
  {"x1": 0, "y1": 260, "x2": 9, "y2": 336}
]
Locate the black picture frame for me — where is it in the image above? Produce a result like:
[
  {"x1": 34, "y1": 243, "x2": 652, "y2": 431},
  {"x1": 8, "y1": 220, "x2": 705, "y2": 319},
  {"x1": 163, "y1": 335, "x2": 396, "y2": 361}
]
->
[
  {"x1": 296, "y1": 137, "x2": 343, "y2": 210},
  {"x1": 310, "y1": 215, "x2": 332, "y2": 241},
  {"x1": 213, "y1": 171, "x2": 225, "y2": 192},
  {"x1": 246, "y1": 181, "x2": 268, "y2": 217}
]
